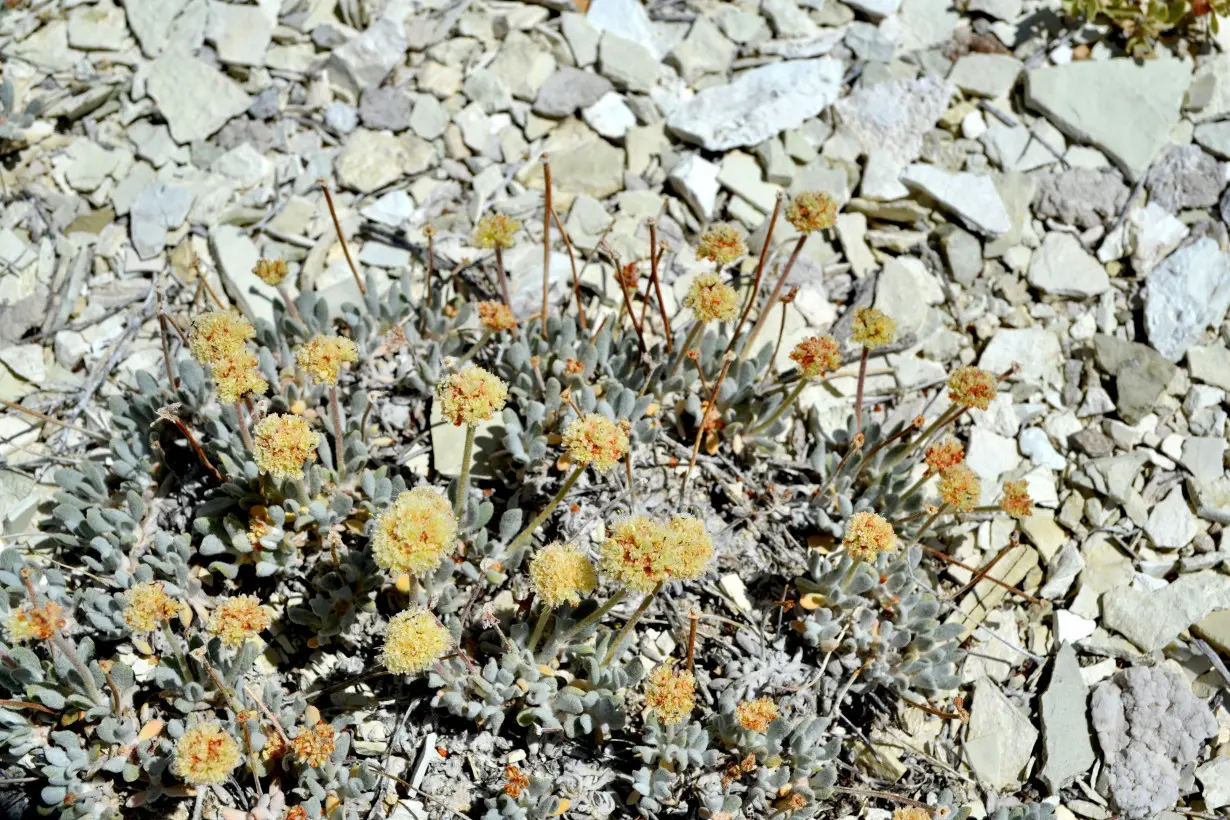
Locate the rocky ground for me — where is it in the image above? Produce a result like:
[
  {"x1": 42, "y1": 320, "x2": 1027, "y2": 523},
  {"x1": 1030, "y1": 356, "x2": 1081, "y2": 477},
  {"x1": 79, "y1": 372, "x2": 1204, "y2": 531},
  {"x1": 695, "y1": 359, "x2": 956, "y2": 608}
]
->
[{"x1": 3, "y1": 0, "x2": 1230, "y2": 817}]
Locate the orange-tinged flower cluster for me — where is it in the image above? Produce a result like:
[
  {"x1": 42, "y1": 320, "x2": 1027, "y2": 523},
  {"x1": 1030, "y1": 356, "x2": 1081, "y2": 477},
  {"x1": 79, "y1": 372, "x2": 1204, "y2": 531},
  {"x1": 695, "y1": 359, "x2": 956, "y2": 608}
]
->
[
  {"x1": 477, "y1": 300, "x2": 516, "y2": 332},
  {"x1": 736, "y1": 698, "x2": 779, "y2": 732},
  {"x1": 938, "y1": 464, "x2": 980, "y2": 512},
  {"x1": 850, "y1": 306, "x2": 896, "y2": 349},
  {"x1": 530, "y1": 543, "x2": 598, "y2": 609},
  {"x1": 924, "y1": 439, "x2": 965, "y2": 475},
  {"x1": 600, "y1": 515, "x2": 714, "y2": 593},
  {"x1": 1000, "y1": 480, "x2": 1034, "y2": 520},
  {"x1": 209, "y1": 595, "x2": 271, "y2": 647},
  {"x1": 473, "y1": 213, "x2": 520, "y2": 249},
  {"x1": 296, "y1": 335, "x2": 358, "y2": 386},
  {"x1": 685, "y1": 272, "x2": 739, "y2": 323},
  {"x1": 371, "y1": 487, "x2": 457, "y2": 577},
  {"x1": 5, "y1": 600, "x2": 66, "y2": 643},
  {"x1": 253, "y1": 257, "x2": 288, "y2": 286},
  {"x1": 292, "y1": 721, "x2": 336, "y2": 768},
  {"x1": 695, "y1": 224, "x2": 747, "y2": 267},
  {"x1": 644, "y1": 664, "x2": 695, "y2": 725},
  {"x1": 786, "y1": 191, "x2": 839, "y2": 234},
  {"x1": 436, "y1": 366, "x2": 508, "y2": 426},
  {"x1": 382, "y1": 608, "x2": 452, "y2": 675},
  {"x1": 252, "y1": 413, "x2": 321, "y2": 481},
  {"x1": 562, "y1": 414, "x2": 629, "y2": 473},
  {"x1": 172, "y1": 722, "x2": 240, "y2": 785},
  {"x1": 842, "y1": 511, "x2": 898, "y2": 562},
  {"x1": 212, "y1": 348, "x2": 268, "y2": 405},
  {"x1": 790, "y1": 335, "x2": 842, "y2": 378},
  {"x1": 124, "y1": 581, "x2": 181, "y2": 633},
  {"x1": 947, "y1": 366, "x2": 998, "y2": 411},
  {"x1": 188, "y1": 311, "x2": 255, "y2": 366},
  {"x1": 893, "y1": 809, "x2": 932, "y2": 820}
]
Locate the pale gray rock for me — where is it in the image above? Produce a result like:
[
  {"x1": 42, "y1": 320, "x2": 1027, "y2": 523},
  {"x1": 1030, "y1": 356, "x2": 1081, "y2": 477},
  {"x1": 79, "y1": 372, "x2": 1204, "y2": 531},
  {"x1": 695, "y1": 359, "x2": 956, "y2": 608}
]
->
[
  {"x1": 1197, "y1": 758, "x2": 1230, "y2": 810},
  {"x1": 1019, "y1": 427, "x2": 1067, "y2": 470},
  {"x1": 942, "y1": 227, "x2": 982, "y2": 285},
  {"x1": 1025, "y1": 57, "x2": 1193, "y2": 181},
  {"x1": 1194, "y1": 120, "x2": 1230, "y2": 159},
  {"x1": 1189, "y1": 344, "x2": 1230, "y2": 391},
  {"x1": 125, "y1": 0, "x2": 188, "y2": 57},
  {"x1": 582, "y1": 92, "x2": 636, "y2": 140},
  {"x1": 1104, "y1": 572, "x2": 1230, "y2": 652},
  {"x1": 130, "y1": 181, "x2": 195, "y2": 259},
  {"x1": 874, "y1": 257, "x2": 943, "y2": 338},
  {"x1": 586, "y1": 0, "x2": 664, "y2": 59},
  {"x1": 1146, "y1": 145, "x2": 1224, "y2": 212},
  {"x1": 762, "y1": 0, "x2": 819, "y2": 38},
  {"x1": 835, "y1": 76, "x2": 954, "y2": 163},
  {"x1": 1189, "y1": 53, "x2": 1230, "y2": 123},
  {"x1": 982, "y1": 120, "x2": 1064, "y2": 173},
  {"x1": 668, "y1": 16, "x2": 736, "y2": 84},
  {"x1": 324, "y1": 102, "x2": 359, "y2": 134},
  {"x1": 965, "y1": 678, "x2": 1038, "y2": 789},
  {"x1": 843, "y1": 0, "x2": 901, "y2": 18},
  {"x1": 1144, "y1": 238, "x2": 1230, "y2": 363},
  {"x1": 668, "y1": 58, "x2": 843, "y2": 151},
  {"x1": 147, "y1": 53, "x2": 251, "y2": 144},
  {"x1": 564, "y1": 195, "x2": 614, "y2": 250},
  {"x1": 1040, "y1": 643, "x2": 1095, "y2": 792},
  {"x1": 1098, "y1": 202, "x2": 1189, "y2": 276},
  {"x1": 979, "y1": 327, "x2": 1062, "y2": 384},
  {"x1": 361, "y1": 190, "x2": 414, "y2": 228},
  {"x1": 533, "y1": 67, "x2": 613, "y2": 117},
  {"x1": 0, "y1": 344, "x2": 46, "y2": 384},
  {"x1": 65, "y1": 139, "x2": 120, "y2": 193},
  {"x1": 211, "y1": 142, "x2": 269, "y2": 188},
  {"x1": 1181, "y1": 437, "x2": 1226, "y2": 482},
  {"x1": 898, "y1": 0, "x2": 959, "y2": 50},
  {"x1": 561, "y1": 12, "x2": 600, "y2": 66},
  {"x1": 336, "y1": 130, "x2": 412, "y2": 193},
  {"x1": 1028, "y1": 231, "x2": 1109, "y2": 297},
  {"x1": 900, "y1": 164, "x2": 1011, "y2": 236},
  {"x1": 206, "y1": 1, "x2": 272, "y2": 66},
  {"x1": 1145, "y1": 486, "x2": 1200, "y2": 550},
  {"x1": 1033, "y1": 167, "x2": 1129, "y2": 228},
  {"x1": 359, "y1": 86, "x2": 412, "y2": 131},
  {"x1": 249, "y1": 86, "x2": 280, "y2": 120},
  {"x1": 68, "y1": 0, "x2": 127, "y2": 50},
  {"x1": 968, "y1": 0, "x2": 1022, "y2": 19},
  {"x1": 211, "y1": 224, "x2": 278, "y2": 325},
  {"x1": 845, "y1": 20, "x2": 898, "y2": 62},
  {"x1": 598, "y1": 33, "x2": 659, "y2": 93},
  {"x1": 948, "y1": 54, "x2": 1022, "y2": 98},
  {"x1": 327, "y1": 16, "x2": 406, "y2": 95},
  {"x1": 409, "y1": 95, "x2": 449, "y2": 140},
  {"x1": 489, "y1": 31, "x2": 557, "y2": 101},
  {"x1": 1091, "y1": 334, "x2": 1179, "y2": 425},
  {"x1": 669, "y1": 153, "x2": 720, "y2": 220}
]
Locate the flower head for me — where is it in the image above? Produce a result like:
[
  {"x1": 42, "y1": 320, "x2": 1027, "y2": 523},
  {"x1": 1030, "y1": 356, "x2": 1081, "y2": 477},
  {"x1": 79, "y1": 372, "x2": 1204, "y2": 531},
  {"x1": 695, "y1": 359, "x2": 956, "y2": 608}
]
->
[
  {"x1": 665, "y1": 515, "x2": 714, "y2": 582},
  {"x1": 684, "y1": 272, "x2": 739, "y2": 323},
  {"x1": 295, "y1": 335, "x2": 358, "y2": 386},
  {"x1": 371, "y1": 487, "x2": 457, "y2": 577},
  {"x1": 644, "y1": 664, "x2": 695, "y2": 725},
  {"x1": 1000, "y1": 480, "x2": 1034, "y2": 520},
  {"x1": 253, "y1": 258, "x2": 288, "y2": 287},
  {"x1": 292, "y1": 721, "x2": 336, "y2": 768},
  {"x1": 473, "y1": 213, "x2": 520, "y2": 250},
  {"x1": 382, "y1": 608, "x2": 452, "y2": 675},
  {"x1": 124, "y1": 582, "x2": 180, "y2": 633},
  {"x1": 562, "y1": 414, "x2": 629, "y2": 473},
  {"x1": 696, "y1": 224, "x2": 747, "y2": 267},
  {"x1": 477, "y1": 300, "x2": 516, "y2": 332},
  {"x1": 436, "y1": 366, "x2": 508, "y2": 427},
  {"x1": 172, "y1": 722, "x2": 240, "y2": 785},
  {"x1": 252, "y1": 413, "x2": 321, "y2": 481},
  {"x1": 850, "y1": 306, "x2": 896, "y2": 349},
  {"x1": 842, "y1": 511, "x2": 898, "y2": 562},
  {"x1": 530, "y1": 543, "x2": 598, "y2": 609},
  {"x1": 209, "y1": 595, "x2": 271, "y2": 647},
  {"x1": 924, "y1": 439, "x2": 965, "y2": 475},
  {"x1": 938, "y1": 464, "x2": 980, "y2": 512},
  {"x1": 189, "y1": 311, "x2": 255, "y2": 366},
  {"x1": 947, "y1": 366, "x2": 998, "y2": 411},
  {"x1": 790, "y1": 335, "x2": 842, "y2": 378},
  {"x1": 5, "y1": 601, "x2": 65, "y2": 643},
  {"x1": 736, "y1": 698, "x2": 779, "y2": 733},
  {"x1": 893, "y1": 809, "x2": 932, "y2": 820},
  {"x1": 786, "y1": 191, "x2": 838, "y2": 234},
  {"x1": 600, "y1": 515, "x2": 713, "y2": 592},
  {"x1": 212, "y1": 348, "x2": 268, "y2": 405}
]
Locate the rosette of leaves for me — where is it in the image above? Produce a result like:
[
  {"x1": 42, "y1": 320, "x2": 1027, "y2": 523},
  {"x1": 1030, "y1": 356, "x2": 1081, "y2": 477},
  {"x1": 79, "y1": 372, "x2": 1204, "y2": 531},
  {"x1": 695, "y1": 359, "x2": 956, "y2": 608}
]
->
[
  {"x1": 481, "y1": 773, "x2": 568, "y2": 820},
  {"x1": 517, "y1": 631, "x2": 644, "y2": 739}
]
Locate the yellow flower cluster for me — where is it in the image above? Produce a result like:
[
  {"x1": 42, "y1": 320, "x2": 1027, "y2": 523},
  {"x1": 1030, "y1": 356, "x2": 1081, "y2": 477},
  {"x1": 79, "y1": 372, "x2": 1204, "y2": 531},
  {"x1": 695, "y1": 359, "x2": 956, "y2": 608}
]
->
[
  {"x1": 209, "y1": 595, "x2": 271, "y2": 647},
  {"x1": 296, "y1": 335, "x2": 358, "y2": 386},
  {"x1": 684, "y1": 272, "x2": 739, "y2": 323},
  {"x1": 371, "y1": 487, "x2": 457, "y2": 577},
  {"x1": 736, "y1": 698, "x2": 779, "y2": 733},
  {"x1": 253, "y1": 258, "x2": 288, "y2": 286},
  {"x1": 172, "y1": 722, "x2": 240, "y2": 785},
  {"x1": 436, "y1": 366, "x2": 509, "y2": 426},
  {"x1": 924, "y1": 439, "x2": 965, "y2": 475},
  {"x1": 938, "y1": 464, "x2": 980, "y2": 512},
  {"x1": 600, "y1": 515, "x2": 714, "y2": 593},
  {"x1": 5, "y1": 600, "x2": 65, "y2": 643},
  {"x1": 252, "y1": 413, "x2": 321, "y2": 481},
  {"x1": 1000, "y1": 480, "x2": 1034, "y2": 520},
  {"x1": 947, "y1": 366, "x2": 998, "y2": 411},
  {"x1": 562, "y1": 414, "x2": 629, "y2": 473},
  {"x1": 292, "y1": 721, "x2": 336, "y2": 768},
  {"x1": 842, "y1": 511, "x2": 898, "y2": 562},
  {"x1": 695, "y1": 224, "x2": 747, "y2": 267},
  {"x1": 893, "y1": 808, "x2": 932, "y2": 820},
  {"x1": 123, "y1": 581, "x2": 180, "y2": 633},
  {"x1": 188, "y1": 311, "x2": 255, "y2": 366},
  {"x1": 786, "y1": 191, "x2": 839, "y2": 234},
  {"x1": 530, "y1": 543, "x2": 598, "y2": 609},
  {"x1": 789, "y1": 335, "x2": 842, "y2": 378},
  {"x1": 644, "y1": 664, "x2": 695, "y2": 725},
  {"x1": 211, "y1": 348, "x2": 268, "y2": 405},
  {"x1": 477, "y1": 300, "x2": 517, "y2": 332},
  {"x1": 473, "y1": 213, "x2": 520, "y2": 250},
  {"x1": 382, "y1": 608, "x2": 452, "y2": 674},
  {"x1": 850, "y1": 306, "x2": 897, "y2": 349}
]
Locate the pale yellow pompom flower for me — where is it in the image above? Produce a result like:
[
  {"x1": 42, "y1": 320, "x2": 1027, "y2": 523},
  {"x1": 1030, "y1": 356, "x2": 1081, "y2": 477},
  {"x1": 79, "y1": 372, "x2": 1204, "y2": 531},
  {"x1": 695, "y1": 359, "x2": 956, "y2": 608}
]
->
[
  {"x1": 789, "y1": 335, "x2": 842, "y2": 378},
  {"x1": 924, "y1": 439, "x2": 964, "y2": 475},
  {"x1": 477, "y1": 300, "x2": 517, "y2": 332},
  {"x1": 436, "y1": 366, "x2": 508, "y2": 427},
  {"x1": 893, "y1": 809, "x2": 932, "y2": 820},
  {"x1": 473, "y1": 213, "x2": 520, "y2": 250},
  {"x1": 5, "y1": 601, "x2": 65, "y2": 643},
  {"x1": 530, "y1": 543, "x2": 598, "y2": 609},
  {"x1": 786, "y1": 191, "x2": 838, "y2": 234},
  {"x1": 850, "y1": 306, "x2": 896, "y2": 349},
  {"x1": 172, "y1": 722, "x2": 241, "y2": 785},
  {"x1": 296, "y1": 335, "x2": 358, "y2": 386},
  {"x1": 665, "y1": 515, "x2": 714, "y2": 582},
  {"x1": 644, "y1": 664, "x2": 695, "y2": 725},
  {"x1": 562, "y1": 414, "x2": 629, "y2": 473},
  {"x1": 736, "y1": 698, "x2": 779, "y2": 732},
  {"x1": 253, "y1": 258, "x2": 288, "y2": 286},
  {"x1": 842, "y1": 511, "x2": 898, "y2": 562},
  {"x1": 189, "y1": 311, "x2": 255, "y2": 366},
  {"x1": 292, "y1": 721, "x2": 336, "y2": 768},
  {"x1": 695, "y1": 224, "x2": 746, "y2": 267},
  {"x1": 209, "y1": 595, "x2": 271, "y2": 647},
  {"x1": 382, "y1": 608, "x2": 452, "y2": 675},
  {"x1": 684, "y1": 272, "x2": 739, "y2": 323},
  {"x1": 252, "y1": 413, "x2": 321, "y2": 481},
  {"x1": 947, "y1": 365, "x2": 998, "y2": 411},
  {"x1": 938, "y1": 464, "x2": 980, "y2": 512},
  {"x1": 600, "y1": 515, "x2": 671, "y2": 593},
  {"x1": 212, "y1": 348, "x2": 268, "y2": 405},
  {"x1": 124, "y1": 581, "x2": 181, "y2": 633},
  {"x1": 1000, "y1": 480, "x2": 1034, "y2": 520},
  {"x1": 371, "y1": 487, "x2": 457, "y2": 577}
]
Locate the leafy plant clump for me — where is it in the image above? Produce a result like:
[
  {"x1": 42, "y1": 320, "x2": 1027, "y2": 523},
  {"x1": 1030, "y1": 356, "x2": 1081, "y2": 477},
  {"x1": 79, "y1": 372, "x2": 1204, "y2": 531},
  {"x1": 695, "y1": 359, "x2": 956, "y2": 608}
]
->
[
  {"x1": 1062, "y1": 0, "x2": 1229, "y2": 54},
  {"x1": 4, "y1": 175, "x2": 1041, "y2": 819}
]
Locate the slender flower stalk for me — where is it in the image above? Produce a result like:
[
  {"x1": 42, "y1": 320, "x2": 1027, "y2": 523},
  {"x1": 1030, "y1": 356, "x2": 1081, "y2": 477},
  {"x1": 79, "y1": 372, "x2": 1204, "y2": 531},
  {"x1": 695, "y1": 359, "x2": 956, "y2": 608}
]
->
[
  {"x1": 547, "y1": 589, "x2": 628, "y2": 653},
  {"x1": 276, "y1": 284, "x2": 303, "y2": 322},
  {"x1": 740, "y1": 234, "x2": 807, "y2": 359},
  {"x1": 329, "y1": 386, "x2": 346, "y2": 482},
  {"x1": 507, "y1": 466, "x2": 584, "y2": 552},
  {"x1": 318, "y1": 180, "x2": 365, "y2": 295},
  {"x1": 725, "y1": 193, "x2": 784, "y2": 359},
  {"x1": 603, "y1": 581, "x2": 663, "y2": 665},
  {"x1": 542, "y1": 154, "x2": 552, "y2": 341},
  {"x1": 235, "y1": 402, "x2": 254, "y2": 452},
  {"x1": 666, "y1": 322, "x2": 704, "y2": 382},
  {"x1": 682, "y1": 353, "x2": 735, "y2": 494},
  {"x1": 647, "y1": 219, "x2": 671, "y2": 351},
  {"x1": 455, "y1": 424, "x2": 476, "y2": 521},
  {"x1": 549, "y1": 207, "x2": 586, "y2": 329}
]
